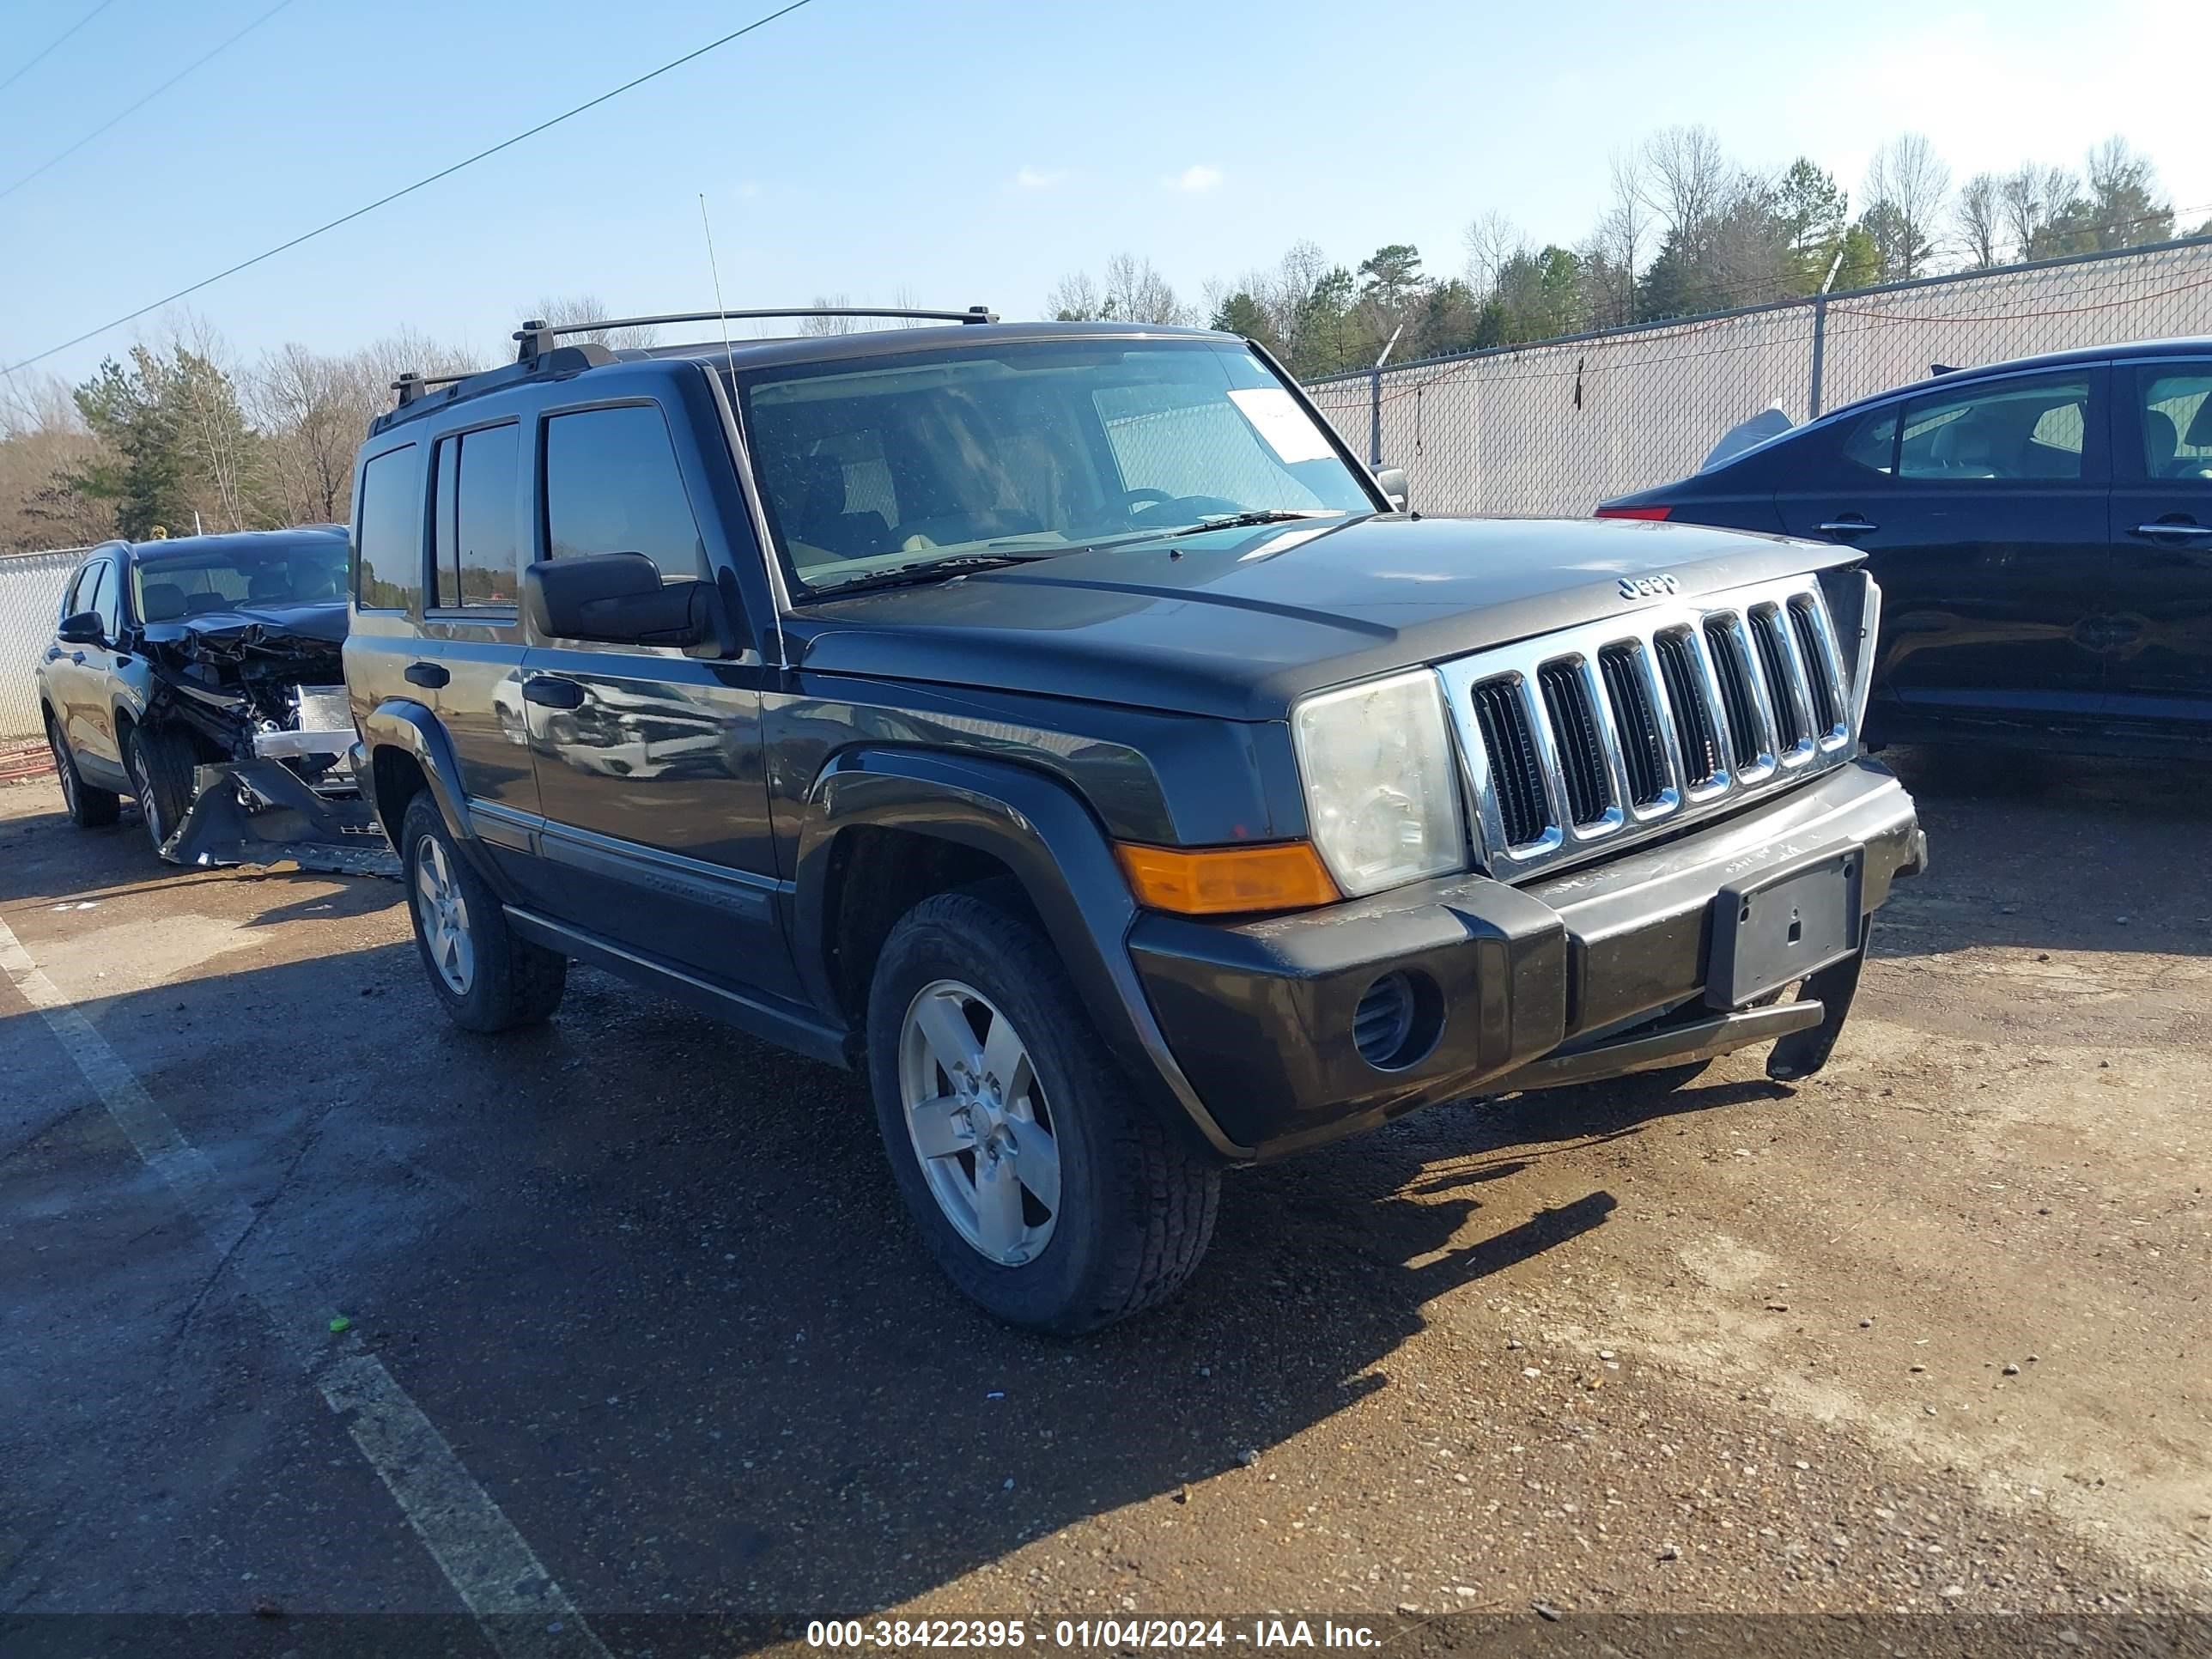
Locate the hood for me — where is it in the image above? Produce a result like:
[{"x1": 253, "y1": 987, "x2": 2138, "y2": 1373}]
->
[
  {"x1": 793, "y1": 514, "x2": 1856, "y2": 719},
  {"x1": 145, "y1": 597, "x2": 349, "y2": 647},
  {"x1": 140, "y1": 599, "x2": 349, "y2": 679}
]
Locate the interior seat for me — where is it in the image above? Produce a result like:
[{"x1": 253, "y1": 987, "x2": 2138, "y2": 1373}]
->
[
  {"x1": 795, "y1": 454, "x2": 890, "y2": 558},
  {"x1": 138, "y1": 581, "x2": 187, "y2": 622}
]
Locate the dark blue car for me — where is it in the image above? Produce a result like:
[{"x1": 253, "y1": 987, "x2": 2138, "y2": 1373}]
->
[{"x1": 1599, "y1": 338, "x2": 2212, "y2": 757}]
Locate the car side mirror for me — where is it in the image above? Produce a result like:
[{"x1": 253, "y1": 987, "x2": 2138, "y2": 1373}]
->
[
  {"x1": 521, "y1": 548, "x2": 720, "y2": 646},
  {"x1": 58, "y1": 611, "x2": 102, "y2": 645},
  {"x1": 523, "y1": 552, "x2": 724, "y2": 648},
  {"x1": 1374, "y1": 466, "x2": 1409, "y2": 513}
]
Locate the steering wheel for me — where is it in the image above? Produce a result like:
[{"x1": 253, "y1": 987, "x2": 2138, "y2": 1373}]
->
[{"x1": 1120, "y1": 488, "x2": 1176, "y2": 516}]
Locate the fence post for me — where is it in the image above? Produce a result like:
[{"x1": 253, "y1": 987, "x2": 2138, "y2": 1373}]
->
[
  {"x1": 1368, "y1": 368, "x2": 1382, "y2": 466},
  {"x1": 1808, "y1": 294, "x2": 1828, "y2": 420}
]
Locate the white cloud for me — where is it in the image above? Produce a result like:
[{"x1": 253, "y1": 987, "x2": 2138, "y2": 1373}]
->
[
  {"x1": 1014, "y1": 166, "x2": 1067, "y2": 191},
  {"x1": 1164, "y1": 163, "x2": 1224, "y2": 193},
  {"x1": 736, "y1": 180, "x2": 763, "y2": 200}
]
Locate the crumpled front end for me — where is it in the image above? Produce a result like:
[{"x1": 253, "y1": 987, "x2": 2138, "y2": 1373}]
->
[{"x1": 137, "y1": 612, "x2": 397, "y2": 876}]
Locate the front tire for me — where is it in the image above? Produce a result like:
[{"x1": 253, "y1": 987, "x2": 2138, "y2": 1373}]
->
[
  {"x1": 125, "y1": 723, "x2": 198, "y2": 858},
  {"x1": 45, "y1": 713, "x2": 119, "y2": 829},
  {"x1": 399, "y1": 792, "x2": 567, "y2": 1032},
  {"x1": 866, "y1": 888, "x2": 1219, "y2": 1334}
]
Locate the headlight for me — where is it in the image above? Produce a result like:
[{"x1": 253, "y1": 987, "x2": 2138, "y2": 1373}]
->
[{"x1": 1291, "y1": 669, "x2": 1467, "y2": 897}]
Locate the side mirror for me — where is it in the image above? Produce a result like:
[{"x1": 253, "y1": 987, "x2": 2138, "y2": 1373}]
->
[
  {"x1": 58, "y1": 611, "x2": 102, "y2": 645},
  {"x1": 1374, "y1": 466, "x2": 1410, "y2": 513},
  {"x1": 524, "y1": 552, "x2": 725, "y2": 648}
]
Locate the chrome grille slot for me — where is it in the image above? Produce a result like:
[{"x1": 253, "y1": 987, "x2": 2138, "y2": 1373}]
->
[
  {"x1": 1438, "y1": 572, "x2": 1862, "y2": 882},
  {"x1": 1653, "y1": 629, "x2": 1723, "y2": 787},
  {"x1": 1749, "y1": 605, "x2": 1807, "y2": 754},
  {"x1": 1703, "y1": 615, "x2": 1765, "y2": 774},
  {"x1": 1470, "y1": 677, "x2": 1551, "y2": 848},
  {"x1": 1597, "y1": 642, "x2": 1669, "y2": 809},
  {"x1": 1537, "y1": 659, "x2": 1613, "y2": 828},
  {"x1": 1788, "y1": 594, "x2": 1845, "y2": 739}
]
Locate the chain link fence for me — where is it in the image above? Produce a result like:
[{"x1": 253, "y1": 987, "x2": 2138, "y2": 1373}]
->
[
  {"x1": 1304, "y1": 236, "x2": 2212, "y2": 518},
  {"x1": 1, "y1": 547, "x2": 85, "y2": 743}
]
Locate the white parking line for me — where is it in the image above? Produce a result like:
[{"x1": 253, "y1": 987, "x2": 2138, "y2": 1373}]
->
[{"x1": 0, "y1": 915, "x2": 610, "y2": 1659}]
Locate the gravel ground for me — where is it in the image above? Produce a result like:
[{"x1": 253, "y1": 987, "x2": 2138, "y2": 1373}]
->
[{"x1": 1, "y1": 750, "x2": 2207, "y2": 1652}]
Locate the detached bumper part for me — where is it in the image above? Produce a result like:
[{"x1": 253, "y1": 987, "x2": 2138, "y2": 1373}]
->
[
  {"x1": 1129, "y1": 760, "x2": 1918, "y2": 1159},
  {"x1": 161, "y1": 759, "x2": 398, "y2": 878}
]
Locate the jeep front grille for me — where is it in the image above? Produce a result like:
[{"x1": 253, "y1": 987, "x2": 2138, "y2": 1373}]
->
[{"x1": 1437, "y1": 574, "x2": 1856, "y2": 881}]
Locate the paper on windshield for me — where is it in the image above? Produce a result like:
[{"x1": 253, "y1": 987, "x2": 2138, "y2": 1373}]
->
[{"x1": 1229, "y1": 387, "x2": 1337, "y2": 465}]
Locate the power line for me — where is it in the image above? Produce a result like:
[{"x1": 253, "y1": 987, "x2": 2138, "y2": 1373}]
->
[
  {"x1": 0, "y1": 0, "x2": 301, "y2": 205},
  {"x1": 0, "y1": 0, "x2": 118, "y2": 96},
  {"x1": 3, "y1": 0, "x2": 820, "y2": 375}
]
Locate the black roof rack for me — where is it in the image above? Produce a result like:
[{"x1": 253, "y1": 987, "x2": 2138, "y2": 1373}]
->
[{"x1": 515, "y1": 305, "x2": 996, "y2": 362}]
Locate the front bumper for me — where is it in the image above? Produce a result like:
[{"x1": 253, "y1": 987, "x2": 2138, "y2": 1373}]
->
[{"x1": 1129, "y1": 758, "x2": 1922, "y2": 1159}]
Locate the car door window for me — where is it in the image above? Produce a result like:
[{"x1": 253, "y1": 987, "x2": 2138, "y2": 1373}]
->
[
  {"x1": 60, "y1": 562, "x2": 93, "y2": 623},
  {"x1": 2138, "y1": 368, "x2": 2212, "y2": 482},
  {"x1": 542, "y1": 404, "x2": 705, "y2": 583},
  {"x1": 1841, "y1": 410, "x2": 1899, "y2": 477},
  {"x1": 85, "y1": 562, "x2": 120, "y2": 641},
  {"x1": 432, "y1": 423, "x2": 523, "y2": 607},
  {"x1": 1898, "y1": 376, "x2": 2090, "y2": 483}
]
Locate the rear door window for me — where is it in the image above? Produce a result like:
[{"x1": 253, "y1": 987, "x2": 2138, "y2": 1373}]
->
[
  {"x1": 2136, "y1": 367, "x2": 2212, "y2": 480},
  {"x1": 432, "y1": 423, "x2": 522, "y2": 606},
  {"x1": 1897, "y1": 375, "x2": 2092, "y2": 483},
  {"x1": 541, "y1": 404, "x2": 704, "y2": 583}
]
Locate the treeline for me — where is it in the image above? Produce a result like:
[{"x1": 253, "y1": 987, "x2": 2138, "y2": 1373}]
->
[
  {"x1": 0, "y1": 298, "x2": 639, "y2": 553},
  {"x1": 1049, "y1": 130, "x2": 2208, "y2": 379}
]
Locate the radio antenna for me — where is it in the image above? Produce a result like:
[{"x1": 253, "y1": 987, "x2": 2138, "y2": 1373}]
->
[{"x1": 699, "y1": 192, "x2": 739, "y2": 385}]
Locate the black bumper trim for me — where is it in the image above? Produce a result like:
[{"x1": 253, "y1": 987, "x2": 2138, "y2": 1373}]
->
[{"x1": 1128, "y1": 759, "x2": 1917, "y2": 1159}]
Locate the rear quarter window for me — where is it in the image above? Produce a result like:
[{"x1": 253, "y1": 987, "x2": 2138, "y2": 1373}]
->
[{"x1": 355, "y1": 444, "x2": 424, "y2": 611}]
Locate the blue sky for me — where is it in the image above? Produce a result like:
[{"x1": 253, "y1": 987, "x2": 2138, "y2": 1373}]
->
[{"x1": 3, "y1": 0, "x2": 2208, "y2": 386}]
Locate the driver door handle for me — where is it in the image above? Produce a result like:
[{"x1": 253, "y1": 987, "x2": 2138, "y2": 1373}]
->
[
  {"x1": 1818, "y1": 516, "x2": 1879, "y2": 538},
  {"x1": 403, "y1": 661, "x2": 449, "y2": 689},
  {"x1": 522, "y1": 676, "x2": 586, "y2": 710},
  {"x1": 2131, "y1": 521, "x2": 2212, "y2": 541}
]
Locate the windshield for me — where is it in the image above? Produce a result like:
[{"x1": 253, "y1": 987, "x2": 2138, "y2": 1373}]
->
[
  {"x1": 732, "y1": 338, "x2": 1376, "y2": 593},
  {"x1": 131, "y1": 538, "x2": 351, "y2": 622}
]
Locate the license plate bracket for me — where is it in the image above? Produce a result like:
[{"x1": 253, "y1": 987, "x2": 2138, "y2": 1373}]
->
[{"x1": 1705, "y1": 847, "x2": 1864, "y2": 1010}]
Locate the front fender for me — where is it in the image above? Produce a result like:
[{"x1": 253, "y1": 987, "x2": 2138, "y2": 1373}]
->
[
  {"x1": 358, "y1": 700, "x2": 503, "y2": 887},
  {"x1": 793, "y1": 748, "x2": 1245, "y2": 1160}
]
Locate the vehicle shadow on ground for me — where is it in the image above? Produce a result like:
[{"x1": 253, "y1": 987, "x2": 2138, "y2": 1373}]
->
[
  {"x1": 0, "y1": 915, "x2": 1756, "y2": 1626},
  {"x1": 0, "y1": 795, "x2": 398, "y2": 926},
  {"x1": 1872, "y1": 745, "x2": 2212, "y2": 961}
]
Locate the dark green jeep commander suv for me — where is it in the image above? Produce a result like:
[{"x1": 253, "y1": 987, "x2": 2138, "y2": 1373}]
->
[{"x1": 343, "y1": 308, "x2": 1924, "y2": 1332}]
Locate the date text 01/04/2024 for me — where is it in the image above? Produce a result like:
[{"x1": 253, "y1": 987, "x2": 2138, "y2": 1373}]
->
[{"x1": 804, "y1": 1619, "x2": 1382, "y2": 1650}]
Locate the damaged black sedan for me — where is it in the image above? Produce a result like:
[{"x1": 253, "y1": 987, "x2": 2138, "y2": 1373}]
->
[{"x1": 35, "y1": 527, "x2": 390, "y2": 872}]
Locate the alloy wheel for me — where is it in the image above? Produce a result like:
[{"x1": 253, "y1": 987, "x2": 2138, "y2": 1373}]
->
[
  {"x1": 896, "y1": 978, "x2": 1062, "y2": 1267},
  {"x1": 411, "y1": 834, "x2": 476, "y2": 995},
  {"x1": 49, "y1": 727, "x2": 76, "y2": 815},
  {"x1": 131, "y1": 746, "x2": 164, "y2": 850}
]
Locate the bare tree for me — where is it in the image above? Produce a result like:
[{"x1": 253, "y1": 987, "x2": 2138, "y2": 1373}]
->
[
  {"x1": 1102, "y1": 254, "x2": 1188, "y2": 325},
  {"x1": 250, "y1": 343, "x2": 360, "y2": 523},
  {"x1": 530, "y1": 293, "x2": 662, "y2": 351},
  {"x1": 1640, "y1": 125, "x2": 1731, "y2": 254},
  {"x1": 1462, "y1": 210, "x2": 1528, "y2": 300},
  {"x1": 2000, "y1": 162, "x2": 2075, "y2": 262},
  {"x1": 155, "y1": 312, "x2": 254, "y2": 532},
  {"x1": 799, "y1": 293, "x2": 858, "y2": 336},
  {"x1": 1861, "y1": 133, "x2": 1951, "y2": 278},
  {"x1": 0, "y1": 369, "x2": 112, "y2": 551},
  {"x1": 1954, "y1": 172, "x2": 2005, "y2": 270},
  {"x1": 1047, "y1": 270, "x2": 1103, "y2": 320}
]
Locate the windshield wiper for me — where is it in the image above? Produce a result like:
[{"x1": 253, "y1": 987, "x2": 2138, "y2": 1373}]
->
[
  {"x1": 804, "y1": 552, "x2": 1056, "y2": 599},
  {"x1": 1167, "y1": 508, "x2": 1346, "y2": 536}
]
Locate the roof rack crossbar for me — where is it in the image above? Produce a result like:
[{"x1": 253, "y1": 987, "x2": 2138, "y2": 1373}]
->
[
  {"x1": 535, "y1": 305, "x2": 998, "y2": 340},
  {"x1": 392, "y1": 369, "x2": 475, "y2": 408}
]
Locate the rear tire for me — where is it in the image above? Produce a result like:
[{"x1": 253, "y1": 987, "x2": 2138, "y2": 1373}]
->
[
  {"x1": 45, "y1": 712, "x2": 119, "y2": 829},
  {"x1": 399, "y1": 792, "x2": 567, "y2": 1032},
  {"x1": 124, "y1": 723, "x2": 198, "y2": 858},
  {"x1": 866, "y1": 887, "x2": 1219, "y2": 1334}
]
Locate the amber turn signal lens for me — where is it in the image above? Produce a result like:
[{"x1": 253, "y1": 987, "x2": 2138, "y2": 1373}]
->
[{"x1": 1115, "y1": 840, "x2": 1340, "y2": 916}]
